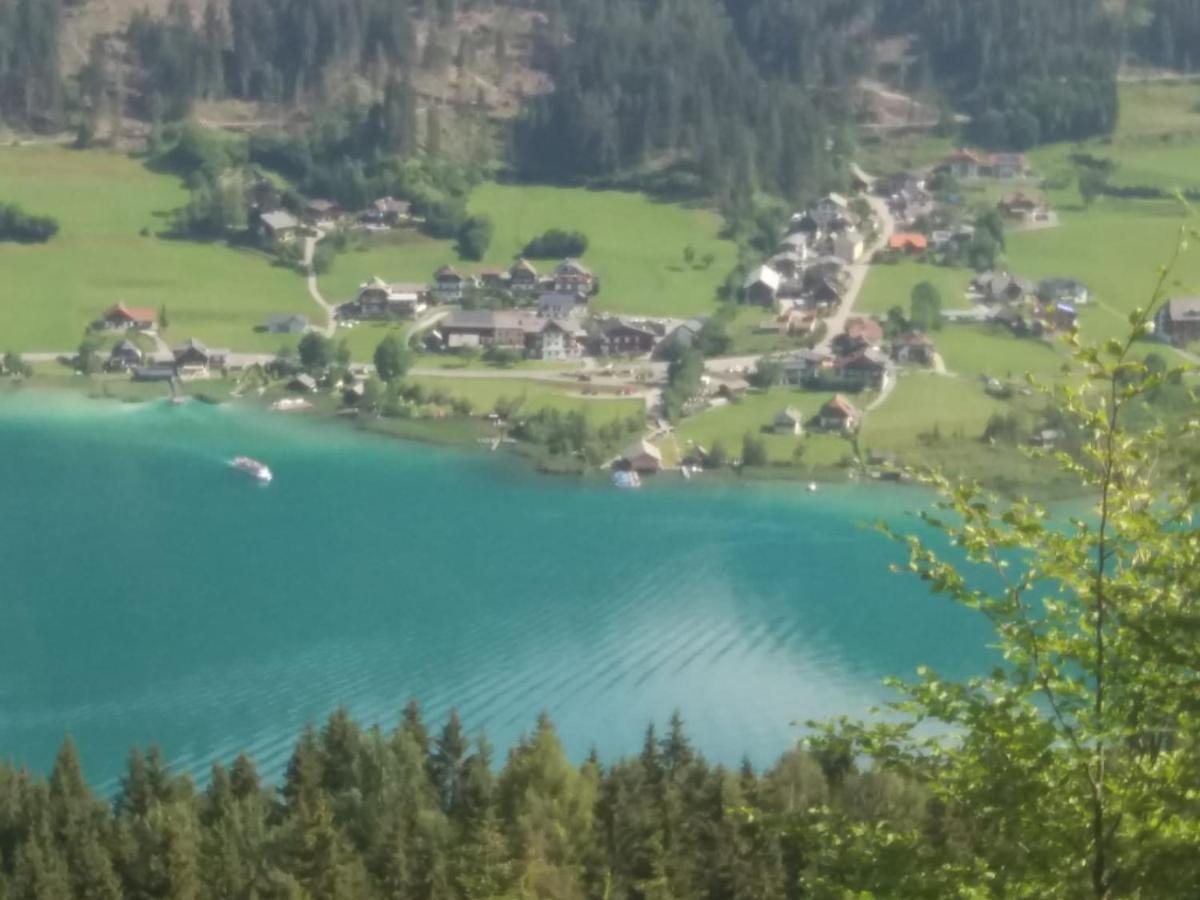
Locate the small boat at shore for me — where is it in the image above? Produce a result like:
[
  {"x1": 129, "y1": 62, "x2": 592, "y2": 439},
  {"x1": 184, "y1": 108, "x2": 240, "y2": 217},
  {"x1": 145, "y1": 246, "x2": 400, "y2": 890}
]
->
[
  {"x1": 612, "y1": 470, "x2": 641, "y2": 489},
  {"x1": 271, "y1": 398, "x2": 313, "y2": 412},
  {"x1": 230, "y1": 456, "x2": 272, "y2": 483}
]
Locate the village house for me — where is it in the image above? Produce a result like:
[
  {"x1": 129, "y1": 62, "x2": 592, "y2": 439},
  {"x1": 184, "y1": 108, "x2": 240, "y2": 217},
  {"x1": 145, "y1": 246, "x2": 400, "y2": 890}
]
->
[
  {"x1": 537, "y1": 291, "x2": 586, "y2": 319},
  {"x1": 303, "y1": 199, "x2": 342, "y2": 226},
  {"x1": 554, "y1": 259, "x2": 595, "y2": 294},
  {"x1": 173, "y1": 338, "x2": 227, "y2": 375},
  {"x1": 818, "y1": 394, "x2": 861, "y2": 432},
  {"x1": 655, "y1": 317, "x2": 709, "y2": 359},
  {"x1": 288, "y1": 373, "x2": 318, "y2": 394},
  {"x1": 478, "y1": 269, "x2": 506, "y2": 288},
  {"x1": 833, "y1": 317, "x2": 884, "y2": 355},
  {"x1": 1037, "y1": 277, "x2": 1090, "y2": 306},
  {"x1": 362, "y1": 197, "x2": 411, "y2": 226},
  {"x1": 972, "y1": 271, "x2": 1034, "y2": 305},
  {"x1": 107, "y1": 339, "x2": 144, "y2": 372},
  {"x1": 594, "y1": 319, "x2": 660, "y2": 356},
  {"x1": 620, "y1": 439, "x2": 662, "y2": 474},
  {"x1": 536, "y1": 316, "x2": 586, "y2": 361},
  {"x1": 432, "y1": 265, "x2": 472, "y2": 301},
  {"x1": 998, "y1": 192, "x2": 1047, "y2": 224},
  {"x1": 94, "y1": 303, "x2": 156, "y2": 332},
  {"x1": 787, "y1": 211, "x2": 821, "y2": 238},
  {"x1": 943, "y1": 148, "x2": 985, "y2": 179},
  {"x1": 805, "y1": 275, "x2": 843, "y2": 310},
  {"x1": 1157, "y1": 297, "x2": 1200, "y2": 345},
  {"x1": 832, "y1": 348, "x2": 890, "y2": 391},
  {"x1": 812, "y1": 193, "x2": 849, "y2": 228},
  {"x1": 263, "y1": 314, "x2": 309, "y2": 334},
  {"x1": 767, "y1": 250, "x2": 808, "y2": 279},
  {"x1": 743, "y1": 264, "x2": 782, "y2": 307},
  {"x1": 891, "y1": 332, "x2": 936, "y2": 366},
  {"x1": 258, "y1": 210, "x2": 303, "y2": 243},
  {"x1": 772, "y1": 407, "x2": 805, "y2": 436},
  {"x1": 509, "y1": 258, "x2": 540, "y2": 291},
  {"x1": 437, "y1": 309, "x2": 538, "y2": 351},
  {"x1": 888, "y1": 233, "x2": 928, "y2": 255},
  {"x1": 344, "y1": 277, "x2": 429, "y2": 319},
  {"x1": 782, "y1": 349, "x2": 831, "y2": 386},
  {"x1": 833, "y1": 227, "x2": 864, "y2": 263},
  {"x1": 989, "y1": 153, "x2": 1029, "y2": 179}
]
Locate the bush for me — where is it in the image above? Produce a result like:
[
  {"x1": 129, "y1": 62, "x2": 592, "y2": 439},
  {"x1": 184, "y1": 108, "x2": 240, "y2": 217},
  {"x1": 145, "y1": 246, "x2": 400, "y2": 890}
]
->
[
  {"x1": 0, "y1": 203, "x2": 59, "y2": 244},
  {"x1": 457, "y1": 215, "x2": 494, "y2": 261},
  {"x1": 522, "y1": 229, "x2": 589, "y2": 258},
  {"x1": 741, "y1": 433, "x2": 768, "y2": 467}
]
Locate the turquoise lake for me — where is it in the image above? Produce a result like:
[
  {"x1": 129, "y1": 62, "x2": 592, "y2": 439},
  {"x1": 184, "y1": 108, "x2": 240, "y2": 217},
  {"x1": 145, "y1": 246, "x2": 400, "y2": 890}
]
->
[{"x1": 0, "y1": 393, "x2": 993, "y2": 790}]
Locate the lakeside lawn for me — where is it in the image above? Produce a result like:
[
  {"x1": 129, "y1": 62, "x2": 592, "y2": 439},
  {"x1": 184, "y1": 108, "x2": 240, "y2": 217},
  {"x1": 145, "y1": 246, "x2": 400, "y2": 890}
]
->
[
  {"x1": 404, "y1": 375, "x2": 643, "y2": 424},
  {"x1": 856, "y1": 260, "x2": 975, "y2": 317},
  {"x1": 861, "y1": 374, "x2": 1006, "y2": 452},
  {"x1": 934, "y1": 325, "x2": 1069, "y2": 381},
  {"x1": 318, "y1": 184, "x2": 737, "y2": 318},
  {"x1": 672, "y1": 388, "x2": 848, "y2": 467},
  {"x1": 0, "y1": 146, "x2": 312, "y2": 354}
]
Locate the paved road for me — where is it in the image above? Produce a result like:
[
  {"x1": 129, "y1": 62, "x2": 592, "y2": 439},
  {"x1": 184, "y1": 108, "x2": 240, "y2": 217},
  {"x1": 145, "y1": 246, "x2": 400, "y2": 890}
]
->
[
  {"x1": 303, "y1": 231, "x2": 337, "y2": 337},
  {"x1": 815, "y1": 192, "x2": 896, "y2": 354}
]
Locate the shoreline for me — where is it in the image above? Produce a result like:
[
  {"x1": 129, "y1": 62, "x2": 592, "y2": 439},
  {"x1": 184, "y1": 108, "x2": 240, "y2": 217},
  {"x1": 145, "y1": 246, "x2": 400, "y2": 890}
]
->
[{"x1": 0, "y1": 376, "x2": 1089, "y2": 501}]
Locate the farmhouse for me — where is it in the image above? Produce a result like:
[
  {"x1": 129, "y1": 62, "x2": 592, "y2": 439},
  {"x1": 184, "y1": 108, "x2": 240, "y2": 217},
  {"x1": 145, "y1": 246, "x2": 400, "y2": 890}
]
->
[
  {"x1": 595, "y1": 319, "x2": 659, "y2": 356},
  {"x1": 832, "y1": 349, "x2": 890, "y2": 391},
  {"x1": 437, "y1": 310, "x2": 540, "y2": 351},
  {"x1": 259, "y1": 210, "x2": 303, "y2": 243},
  {"x1": 433, "y1": 265, "x2": 471, "y2": 301},
  {"x1": 535, "y1": 316, "x2": 587, "y2": 361},
  {"x1": 509, "y1": 258, "x2": 540, "y2": 290},
  {"x1": 989, "y1": 153, "x2": 1029, "y2": 179},
  {"x1": 363, "y1": 197, "x2": 411, "y2": 226},
  {"x1": 263, "y1": 314, "x2": 309, "y2": 334},
  {"x1": 94, "y1": 303, "x2": 156, "y2": 332},
  {"x1": 972, "y1": 272, "x2": 1034, "y2": 305},
  {"x1": 554, "y1": 259, "x2": 595, "y2": 294},
  {"x1": 656, "y1": 318, "x2": 710, "y2": 358},
  {"x1": 943, "y1": 148, "x2": 985, "y2": 179},
  {"x1": 998, "y1": 192, "x2": 1046, "y2": 223},
  {"x1": 833, "y1": 317, "x2": 884, "y2": 355},
  {"x1": 773, "y1": 407, "x2": 805, "y2": 436},
  {"x1": 743, "y1": 265, "x2": 782, "y2": 307},
  {"x1": 813, "y1": 193, "x2": 849, "y2": 228},
  {"x1": 1156, "y1": 297, "x2": 1200, "y2": 345},
  {"x1": 107, "y1": 339, "x2": 144, "y2": 371},
  {"x1": 891, "y1": 332, "x2": 936, "y2": 366},
  {"x1": 782, "y1": 349, "x2": 830, "y2": 386},
  {"x1": 303, "y1": 199, "x2": 342, "y2": 225},
  {"x1": 345, "y1": 277, "x2": 429, "y2": 319},
  {"x1": 173, "y1": 339, "x2": 227, "y2": 374},
  {"x1": 817, "y1": 394, "x2": 861, "y2": 432}
]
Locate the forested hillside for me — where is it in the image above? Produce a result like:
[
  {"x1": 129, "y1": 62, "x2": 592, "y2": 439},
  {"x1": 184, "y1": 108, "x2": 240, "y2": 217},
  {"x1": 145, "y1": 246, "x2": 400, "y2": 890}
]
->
[{"x1": 1, "y1": 0, "x2": 1195, "y2": 191}]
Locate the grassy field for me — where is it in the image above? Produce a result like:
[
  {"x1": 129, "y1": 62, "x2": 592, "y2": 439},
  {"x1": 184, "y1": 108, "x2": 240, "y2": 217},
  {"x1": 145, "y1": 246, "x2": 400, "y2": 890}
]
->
[
  {"x1": 318, "y1": 184, "x2": 737, "y2": 318},
  {"x1": 857, "y1": 260, "x2": 975, "y2": 316},
  {"x1": 862, "y1": 374, "x2": 1006, "y2": 451},
  {"x1": 0, "y1": 147, "x2": 313, "y2": 353},
  {"x1": 404, "y1": 375, "x2": 643, "y2": 424},
  {"x1": 672, "y1": 388, "x2": 848, "y2": 467},
  {"x1": 935, "y1": 325, "x2": 1069, "y2": 381}
]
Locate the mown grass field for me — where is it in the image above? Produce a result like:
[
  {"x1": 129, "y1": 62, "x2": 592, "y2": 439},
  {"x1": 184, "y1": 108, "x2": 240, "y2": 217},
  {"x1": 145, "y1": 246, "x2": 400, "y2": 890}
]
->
[
  {"x1": 862, "y1": 375, "x2": 1005, "y2": 451},
  {"x1": 404, "y1": 375, "x2": 643, "y2": 424},
  {"x1": 935, "y1": 326, "x2": 1069, "y2": 381},
  {"x1": 857, "y1": 260, "x2": 975, "y2": 316},
  {"x1": 0, "y1": 146, "x2": 312, "y2": 353},
  {"x1": 319, "y1": 184, "x2": 737, "y2": 318},
  {"x1": 672, "y1": 388, "x2": 848, "y2": 467}
]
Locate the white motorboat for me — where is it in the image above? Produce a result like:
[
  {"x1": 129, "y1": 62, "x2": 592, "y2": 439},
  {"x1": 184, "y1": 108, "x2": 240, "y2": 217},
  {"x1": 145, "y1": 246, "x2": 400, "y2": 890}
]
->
[
  {"x1": 612, "y1": 470, "x2": 641, "y2": 489},
  {"x1": 230, "y1": 456, "x2": 273, "y2": 483}
]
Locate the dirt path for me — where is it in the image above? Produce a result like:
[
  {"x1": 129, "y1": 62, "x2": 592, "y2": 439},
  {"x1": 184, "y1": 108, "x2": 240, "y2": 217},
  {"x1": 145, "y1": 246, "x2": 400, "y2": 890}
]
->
[{"x1": 303, "y1": 231, "x2": 337, "y2": 337}]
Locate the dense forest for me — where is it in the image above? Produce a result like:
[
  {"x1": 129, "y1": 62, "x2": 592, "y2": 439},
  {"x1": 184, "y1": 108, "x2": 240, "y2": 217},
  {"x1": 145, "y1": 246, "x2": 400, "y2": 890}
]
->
[
  {"x1": 0, "y1": 0, "x2": 1163, "y2": 200},
  {"x1": 1138, "y1": 0, "x2": 1200, "y2": 70}
]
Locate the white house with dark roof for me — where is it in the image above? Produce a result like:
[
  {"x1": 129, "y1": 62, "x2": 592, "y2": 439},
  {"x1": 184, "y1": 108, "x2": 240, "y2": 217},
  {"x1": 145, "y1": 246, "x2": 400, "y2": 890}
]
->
[{"x1": 744, "y1": 265, "x2": 782, "y2": 307}]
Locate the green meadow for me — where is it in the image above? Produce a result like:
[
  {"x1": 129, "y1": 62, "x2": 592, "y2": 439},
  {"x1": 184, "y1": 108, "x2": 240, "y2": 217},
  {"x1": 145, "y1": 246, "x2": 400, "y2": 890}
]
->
[
  {"x1": 405, "y1": 375, "x2": 642, "y2": 424},
  {"x1": 857, "y1": 260, "x2": 975, "y2": 316},
  {"x1": 672, "y1": 388, "x2": 847, "y2": 466},
  {"x1": 320, "y1": 184, "x2": 737, "y2": 318},
  {"x1": 0, "y1": 146, "x2": 312, "y2": 353}
]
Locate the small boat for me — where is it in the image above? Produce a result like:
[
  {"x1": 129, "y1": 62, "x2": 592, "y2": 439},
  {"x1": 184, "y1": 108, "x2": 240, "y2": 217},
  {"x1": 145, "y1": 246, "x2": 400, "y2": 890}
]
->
[
  {"x1": 271, "y1": 398, "x2": 312, "y2": 412},
  {"x1": 807, "y1": 482, "x2": 818, "y2": 492},
  {"x1": 230, "y1": 456, "x2": 273, "y2": 483},
  {"x1": 612, "y1": 470, "x2": 642, "y2": 489}
]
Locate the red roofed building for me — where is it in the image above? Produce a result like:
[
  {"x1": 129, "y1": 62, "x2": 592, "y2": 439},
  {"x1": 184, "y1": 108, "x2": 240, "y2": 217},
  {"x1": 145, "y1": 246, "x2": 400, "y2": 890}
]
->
[
  {"x1": 95, "y1": 303, "x2": 156, "y2": 331},
  {"x1": 944, "y1": 148, "x2": 985, "y2": 179},
  {"x1": 888, "y1": 233, "x2": 928, "y2": 254},
  {"x1": 818, "y1": 394, "x2": 861, "y2": 432}
]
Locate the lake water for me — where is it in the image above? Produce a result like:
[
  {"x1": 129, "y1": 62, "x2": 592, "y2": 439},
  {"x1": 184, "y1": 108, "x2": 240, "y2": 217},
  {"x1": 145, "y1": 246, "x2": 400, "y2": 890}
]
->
[{"x1": 0, "y1": 392, "x2": 992, "y2": 790}]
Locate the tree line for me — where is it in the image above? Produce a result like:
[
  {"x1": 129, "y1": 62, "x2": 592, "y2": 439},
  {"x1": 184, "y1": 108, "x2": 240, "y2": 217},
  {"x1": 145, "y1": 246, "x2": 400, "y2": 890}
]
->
[{"x1": 0, "y1": 202, "x2": 58, "y2": 243}]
